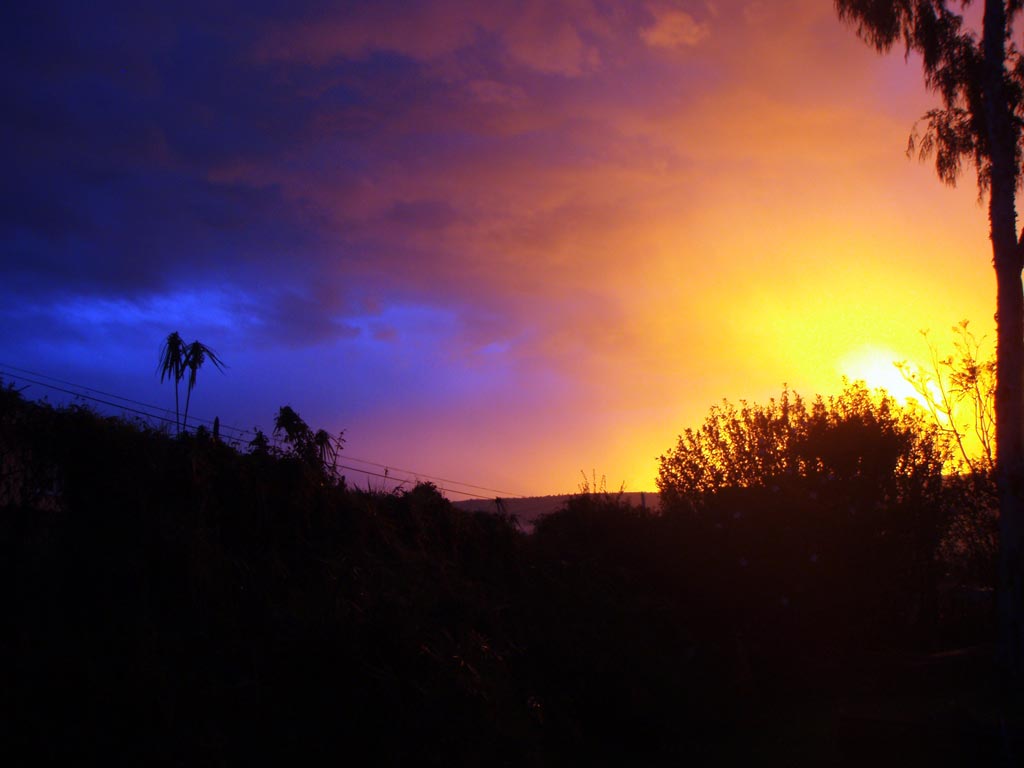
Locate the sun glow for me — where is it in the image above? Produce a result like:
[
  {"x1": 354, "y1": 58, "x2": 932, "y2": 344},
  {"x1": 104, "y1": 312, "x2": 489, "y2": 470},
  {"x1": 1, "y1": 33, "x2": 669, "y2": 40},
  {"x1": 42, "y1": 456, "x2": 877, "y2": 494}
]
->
[{"x1": 836, "y1": 345, "x2": 922, "y2": 404}]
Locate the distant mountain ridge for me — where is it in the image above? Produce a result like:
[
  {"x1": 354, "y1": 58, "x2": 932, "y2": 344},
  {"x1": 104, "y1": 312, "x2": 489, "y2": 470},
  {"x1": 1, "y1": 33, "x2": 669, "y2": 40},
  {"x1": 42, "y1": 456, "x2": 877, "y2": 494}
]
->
[{"x1": 452, "y1": 491, "x2": 660, "y2": 531}]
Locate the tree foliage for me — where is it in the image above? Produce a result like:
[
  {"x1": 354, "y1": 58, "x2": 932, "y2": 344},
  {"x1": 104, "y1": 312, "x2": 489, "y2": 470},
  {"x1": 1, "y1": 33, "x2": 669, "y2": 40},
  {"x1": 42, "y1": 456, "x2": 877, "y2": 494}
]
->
[
  {"x1": 836, "y1": 0, "x2": 1024, "y2": 193},
  {"x1": 273, "y1": 405, "x2": 346, "y2": 481},
  {"x1": 897, "y1": 322, "x2": 999, "y2": 593},
  {"x1": 657, "y1": 380, "x2": 948, "y2": 510},
  {"x1": 836, "y1": 0, "x2": 1024, "y2": 682},
  {"x1": 181, "y1": 339, "x2": 226, "y2": 431},
  {"x1": 157, "y1": 331, "x2": 187, "y2": 434},
  {"x1": 897, "y1": 320, "x2": 996, "y2": 475},
  {"x1": 157, "y1": 331, "x2": 225, "y2": 434},
  {"x1": 1, "y1": 384, "x2": 999, "y2": 764},
  {"x1": 656, "y1": 382, "x2": 964, "y2": 658}
]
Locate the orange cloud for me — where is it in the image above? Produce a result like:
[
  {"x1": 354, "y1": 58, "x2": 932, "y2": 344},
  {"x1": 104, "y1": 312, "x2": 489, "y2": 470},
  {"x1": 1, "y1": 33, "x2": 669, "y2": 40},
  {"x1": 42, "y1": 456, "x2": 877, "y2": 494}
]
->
[
  {"x1": 37, "y1": 0, "x2": 993, "y2": 495},
  {"x1": 641, "y1": 3, "x2": 711, "y2": 49}
]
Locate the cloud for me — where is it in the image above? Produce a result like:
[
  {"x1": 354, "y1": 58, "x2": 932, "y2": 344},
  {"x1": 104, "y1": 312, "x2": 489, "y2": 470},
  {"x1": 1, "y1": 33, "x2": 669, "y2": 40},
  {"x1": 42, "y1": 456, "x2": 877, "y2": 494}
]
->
[
  {"x1": 255, "y1": 0, "x2": 491, "y2": 65},
  {"x1": 254, "y1": 0, "x2": 608, "y2": 77},
  {"x1": 1, "y1": 0, "x2": 1000, "y2": 496},
  {"x1": 385, "y1": 199, "x2": 461, "y2": 231},
  {"x1": 641, "y1": 3, "x2": 711, "y2": 49},
  {"x1": 0, "y1": 0, "x2": 788, "y2": 370},
  {"x1": 465, "y1": 79, "x2": 527, "y2": 105},
  {"x1": 0, "y1": 0, "x2": 891, "y2": 358},
  {"x1": 501, "y1": 2, "x2": 602, "y2": 76}
]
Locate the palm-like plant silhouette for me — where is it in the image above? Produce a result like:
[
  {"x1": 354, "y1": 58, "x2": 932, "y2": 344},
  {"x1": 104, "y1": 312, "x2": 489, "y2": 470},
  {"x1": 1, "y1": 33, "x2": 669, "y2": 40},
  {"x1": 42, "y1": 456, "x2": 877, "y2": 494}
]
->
[
  {"x1": 158, "y1": 332, "x2": 226, "y2": 435},
  {"x1": 158, "y1": 332, "x2": 187, "y2": 435},
  {"x1": 314, "y1": 428, "x2": 345, "y2": 476},
  {"x1": 181, "y1": 340, "x2": 226, "y2": 432},
  {"x1": 273, "y1": 406, "x2": 345, "y2": 477}
]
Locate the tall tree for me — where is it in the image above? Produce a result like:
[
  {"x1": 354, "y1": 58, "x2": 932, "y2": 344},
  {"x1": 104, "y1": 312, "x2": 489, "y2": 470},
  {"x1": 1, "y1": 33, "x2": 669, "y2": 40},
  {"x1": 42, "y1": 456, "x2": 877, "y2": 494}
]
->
[
  {"x1": 157, "y1": 332, "x2": 226, "y2": 435},
  {"x1": 157, "y1": 331, "x2": 187, "y2": 435},
  {"x1": 181, "y1": 340, "x2": 226, "y2": 432},
  {"x1": 834, "y1": 0, "x2": 1024, "y2": 679}
]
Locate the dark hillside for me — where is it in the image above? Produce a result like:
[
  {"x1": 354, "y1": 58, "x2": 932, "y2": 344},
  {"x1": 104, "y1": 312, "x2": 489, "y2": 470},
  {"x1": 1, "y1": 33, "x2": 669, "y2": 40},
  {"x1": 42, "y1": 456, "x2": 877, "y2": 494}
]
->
[
  {"x1": 452, "y1": 491, "x2": 659, "y2": 531},
  {"x1": 1, "y1": 388, "x2": 536, "y2": 766},
  {"x1": 0, "y1": 386, "x2": 1005, "y2": 765}
]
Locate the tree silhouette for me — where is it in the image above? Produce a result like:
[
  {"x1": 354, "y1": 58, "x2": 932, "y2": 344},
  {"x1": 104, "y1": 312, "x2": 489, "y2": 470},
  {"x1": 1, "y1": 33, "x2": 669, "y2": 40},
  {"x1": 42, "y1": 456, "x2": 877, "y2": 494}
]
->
[
  {"x1": 157, "y1": 332, "x2": 225, "y2": 435},
  {"x1": 657, "y1": 381, "x2": 946, "y2": 509},
  {"x1": 313, "y1": 428, "x2": 343, "y2": 475},
  {"x1": 272, "y1": 405, "x2": 345, "y2": 479},
  {"x1": 157, "y1": 331, "x2": 187, "y2": 435},
  {"x1": 835, "y1": 0, "x2": 1024, "y2": 681},
  {"x1": 181, "y1": 340, "x2": 226, "y2": 432},
  {"x1": 273, "y1": 405, "x2": 311, "y2": 456},
  {"x1": 896, "y1": 321, "x2": 996, "y2": 476}
]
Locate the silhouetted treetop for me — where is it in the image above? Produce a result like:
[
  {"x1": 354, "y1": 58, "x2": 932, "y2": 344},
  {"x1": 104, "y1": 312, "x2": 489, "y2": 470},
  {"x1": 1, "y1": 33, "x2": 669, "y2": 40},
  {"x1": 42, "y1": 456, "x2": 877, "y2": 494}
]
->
[
  {"x1": 657, "y1": 381, "x2": 948, "y2": 509},
  {"x1": 157, "y1": 331, "x2": 226, "y2": 434},
  {"x1": 836, "y1": 0, "x2": 1024, "y2": 191},
  {"x1": 836, "y1": 0, "x2": 1024, "y2": 685},
  {"x1": 272, "y1": 404, "x2": 345, "y2": 480}
]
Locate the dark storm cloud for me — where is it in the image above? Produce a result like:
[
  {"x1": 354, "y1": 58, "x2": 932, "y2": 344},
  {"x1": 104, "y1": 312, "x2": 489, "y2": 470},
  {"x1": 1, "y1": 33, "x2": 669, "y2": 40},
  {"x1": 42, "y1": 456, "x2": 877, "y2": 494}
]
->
[
  {"x1": 3, "y1": 170, "x2": 323, "y2": 295},
  {"x1": 385, "y1": 200, "x2": 460, "y2": 231},
  {"x1": 2, "y1": 2, "x2": 351, "y2": 310},
  {"x1": 1, "y1": 0, "x2": 728, "y2": 352},
  {"x1": 4, "y1": 0, "x2": 989, "y2": 497}
]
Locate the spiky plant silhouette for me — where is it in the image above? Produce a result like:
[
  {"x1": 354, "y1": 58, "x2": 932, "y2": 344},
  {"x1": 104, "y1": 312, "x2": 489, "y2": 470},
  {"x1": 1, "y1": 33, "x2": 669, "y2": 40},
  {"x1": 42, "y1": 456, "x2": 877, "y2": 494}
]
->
[
  {"x1": 157, "y1": 331, "x2": 187, "y2": 435},
  {"x1": 182, "y1": 340, "x2": 226, "y2": 432},
  {"x1": 314, "y1": 428, "x2": 341, "y2": 474},
  {"x1": 272, "y1": 405, "x2": 345, "y2": 478},
  {"x1": 158, "y1": 332, "x2": 226, "y2": 434}
]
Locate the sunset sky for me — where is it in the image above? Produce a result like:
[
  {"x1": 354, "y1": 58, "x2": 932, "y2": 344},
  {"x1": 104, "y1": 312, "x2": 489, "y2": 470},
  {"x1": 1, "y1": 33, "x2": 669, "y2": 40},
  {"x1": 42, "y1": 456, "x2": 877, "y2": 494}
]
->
[{"x1": 1, "y1": 0, "x2": 998, "y2": 497}]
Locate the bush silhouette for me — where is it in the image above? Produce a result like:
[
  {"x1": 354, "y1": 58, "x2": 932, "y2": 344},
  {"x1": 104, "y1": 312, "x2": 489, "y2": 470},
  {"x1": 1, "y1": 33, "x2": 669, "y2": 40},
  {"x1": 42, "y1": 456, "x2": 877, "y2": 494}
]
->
[
  {"x1": 657, "y1": 380, "x2": 947, "y2": 509},
  {"x1": 0, "y1": 382, "x2": 997, "y2": 766},
  {"x1": 657, "y1": 382, "x2": 954, "y2": 651}
]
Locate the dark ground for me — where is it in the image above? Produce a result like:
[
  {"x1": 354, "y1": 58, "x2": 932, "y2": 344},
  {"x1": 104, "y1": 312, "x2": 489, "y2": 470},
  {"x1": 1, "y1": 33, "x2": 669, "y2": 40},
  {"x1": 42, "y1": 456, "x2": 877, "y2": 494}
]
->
[{"x1": 1, "y1": 389, "x2": 1013, "y2": 766}]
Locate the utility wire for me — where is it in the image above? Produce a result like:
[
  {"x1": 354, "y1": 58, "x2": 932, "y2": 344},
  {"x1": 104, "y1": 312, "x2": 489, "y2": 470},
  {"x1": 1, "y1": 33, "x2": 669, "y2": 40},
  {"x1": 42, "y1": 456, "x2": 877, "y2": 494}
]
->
[
  {"x1": 0, "y1": 363, "x2": 271, "y2": 444},
  {"x1": 0, "y1": 362, "x2": 521, "y2": 499},
  {"x1": 336, "y1": 455, "x2": 518, "y2": 497},
  {"x1": 333, "y1": 463, "x2": 497, "y2": 501},
  {"x1": 1, "y1": 370, "x2": 185, "y2": 428},
  {"x1": 0, "y1": 362, "x2": 179, "y2": 419}
]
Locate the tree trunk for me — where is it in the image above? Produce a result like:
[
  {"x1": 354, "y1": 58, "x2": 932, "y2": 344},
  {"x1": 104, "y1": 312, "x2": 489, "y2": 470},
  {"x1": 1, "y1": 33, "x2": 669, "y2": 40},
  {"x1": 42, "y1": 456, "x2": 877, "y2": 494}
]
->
[
  {"x1": 183, "y1": 386, "x2": 192, "y2": 433},
  {"x1": 983, "y1": 0, "x2": 1024, "y2": 683},
  {"x1": 995, "y1": 257, "x2": 1024, "y2": 679}
]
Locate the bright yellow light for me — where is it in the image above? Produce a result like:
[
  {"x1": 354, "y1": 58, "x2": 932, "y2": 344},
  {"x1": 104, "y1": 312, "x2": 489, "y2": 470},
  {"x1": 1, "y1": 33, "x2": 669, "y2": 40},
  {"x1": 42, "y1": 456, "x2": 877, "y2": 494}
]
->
[{"x1": 836, "y1": 345, "x2": 921, "y2": 404}]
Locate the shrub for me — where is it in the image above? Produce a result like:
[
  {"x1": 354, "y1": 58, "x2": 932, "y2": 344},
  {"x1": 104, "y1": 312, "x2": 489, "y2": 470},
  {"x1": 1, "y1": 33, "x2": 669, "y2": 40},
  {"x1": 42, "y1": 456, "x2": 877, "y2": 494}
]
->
[
  {"x1": 657, "y1": 380, "x2": 948, "y2": 511},
  {"x1": 657, "y1": 381, "x2": 953, "y2": 649}
]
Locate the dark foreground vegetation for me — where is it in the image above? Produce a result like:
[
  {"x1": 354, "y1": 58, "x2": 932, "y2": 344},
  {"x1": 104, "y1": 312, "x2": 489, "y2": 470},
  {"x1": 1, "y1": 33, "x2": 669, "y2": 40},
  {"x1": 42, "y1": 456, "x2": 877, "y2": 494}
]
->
[{"x1": 0, "y1": 385, "x2": 1008, "y2": 766}]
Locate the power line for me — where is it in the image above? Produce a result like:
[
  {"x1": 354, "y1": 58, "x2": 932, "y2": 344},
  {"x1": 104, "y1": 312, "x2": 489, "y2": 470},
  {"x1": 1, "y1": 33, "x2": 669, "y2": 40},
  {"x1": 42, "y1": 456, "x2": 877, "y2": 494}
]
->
[
  {"x1": 0, "y1": 362, "x2": 267, "y2": 444},
  {"x1": 0, "y1": 361, "x2": 521, "y2": 500},
  {"x1": 333, "y1": 463, "x2": 498, "y2": 500},
  {"x1": 0, "y1": 362, "x2": 179, "y2": 418},
  {"x1": 337, "y1": 455, "x2": 519, "y2": 497},
  {"x1": 1, "y1": 369, "x2": 185, "y2": 428}
]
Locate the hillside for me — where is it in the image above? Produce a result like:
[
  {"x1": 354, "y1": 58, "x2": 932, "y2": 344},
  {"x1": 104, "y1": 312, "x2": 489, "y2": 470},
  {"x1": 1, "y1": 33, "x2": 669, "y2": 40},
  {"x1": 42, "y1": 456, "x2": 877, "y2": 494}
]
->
[
  {"x1": 0, "y1": 387, "x2": 1010, "y2": 766},
  {"x1": 452, "y1": 491, "x2": 660, "y2": 531}
]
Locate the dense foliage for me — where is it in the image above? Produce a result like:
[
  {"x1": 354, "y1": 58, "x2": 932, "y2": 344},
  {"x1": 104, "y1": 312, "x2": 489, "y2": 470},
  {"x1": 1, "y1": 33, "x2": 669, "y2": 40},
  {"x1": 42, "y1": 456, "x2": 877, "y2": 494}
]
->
[
  {"x1": 0, "y1": 385, "x2": 1002, "y2": 765},
  {"x1": 834, "y1": 0, "x2": 1024, "y2": 686},
  {"x1": 657, "y1": 382, "x2": 994, "y2": 646},
  {"x1": 657, "y1": 381, "x2": 948, "y2": 508}
]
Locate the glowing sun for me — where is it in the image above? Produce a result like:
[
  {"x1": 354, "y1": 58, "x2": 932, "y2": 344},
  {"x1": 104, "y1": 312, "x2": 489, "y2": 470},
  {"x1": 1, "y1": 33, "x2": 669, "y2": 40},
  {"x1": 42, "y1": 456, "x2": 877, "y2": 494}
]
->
[{"x1": 836, "y1": 345, "x2": 921, "y2": 404}]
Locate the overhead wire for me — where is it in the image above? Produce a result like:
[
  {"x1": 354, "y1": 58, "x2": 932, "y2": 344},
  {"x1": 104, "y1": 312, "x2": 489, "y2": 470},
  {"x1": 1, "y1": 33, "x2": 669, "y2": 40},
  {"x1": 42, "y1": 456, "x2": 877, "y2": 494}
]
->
[
  {"x1": 0, "y1": 362, "x2": 179, "y2": 418},
  {"x1": 332, "y1": 463, "x2": 498, "y2": 500},
  {"x1": 0, "y1": 362, "x2": 278, "y2": 445},
  {"x1": 332, "y1": 455, "x2": 518, "y2": 497},
  {"x1": 0, "y1": 368, "x2": 184, "y2": 428},
  {"x1": 0, "y1": 361, "x2": 521, "y2": 500}
]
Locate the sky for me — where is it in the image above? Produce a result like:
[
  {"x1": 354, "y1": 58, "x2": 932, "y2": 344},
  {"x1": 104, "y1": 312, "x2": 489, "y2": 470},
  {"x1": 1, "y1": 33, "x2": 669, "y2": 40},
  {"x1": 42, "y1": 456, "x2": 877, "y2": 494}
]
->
[{"x1": 1, "y1": 0, "x2": 999, "y2": 498}]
